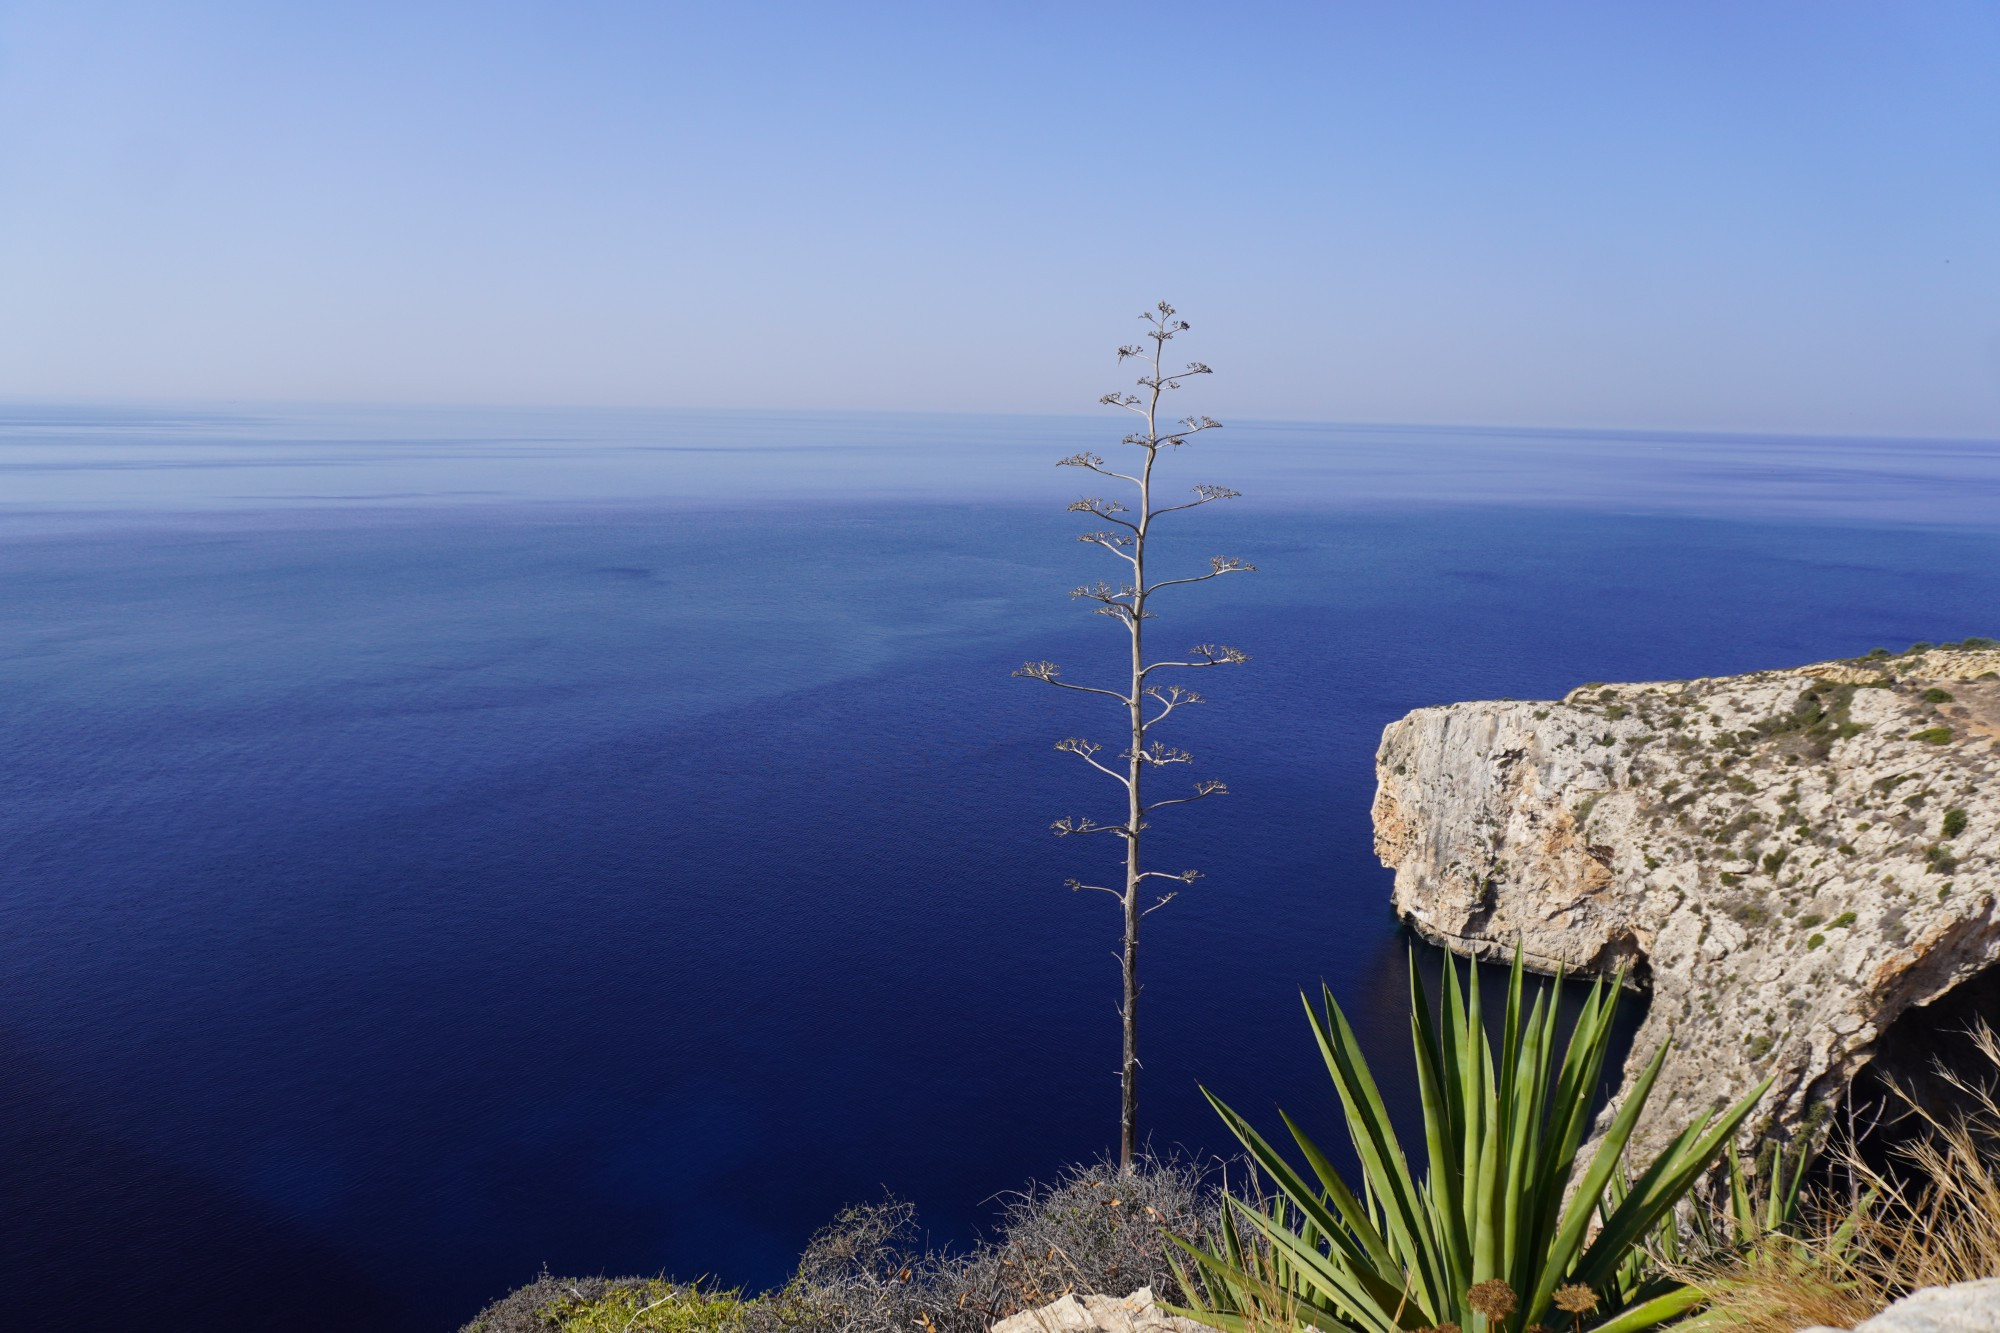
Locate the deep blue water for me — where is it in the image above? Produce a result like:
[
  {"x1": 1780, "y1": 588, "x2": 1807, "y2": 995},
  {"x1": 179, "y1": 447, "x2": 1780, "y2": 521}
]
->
[{"x1": 5, "y1": 405, "x2": 2000, "y2": 1331}]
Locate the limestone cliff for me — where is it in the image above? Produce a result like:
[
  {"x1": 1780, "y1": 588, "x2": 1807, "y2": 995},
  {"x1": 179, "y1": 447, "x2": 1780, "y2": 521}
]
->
[{"x1": 1373, "y1": 646, "x2": 2000, "y2": 1155}]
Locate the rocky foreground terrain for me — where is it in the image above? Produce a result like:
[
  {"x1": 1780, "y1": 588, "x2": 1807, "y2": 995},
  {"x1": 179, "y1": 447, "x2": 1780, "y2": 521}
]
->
[{"x1": 1373, "y1": 644, "x2": 2000, "y2": 1155}]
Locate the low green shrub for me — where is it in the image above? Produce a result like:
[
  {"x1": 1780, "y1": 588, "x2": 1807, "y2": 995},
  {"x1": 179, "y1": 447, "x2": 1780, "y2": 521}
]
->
[
  {"x1": 1727, "y1": 900, "x2": 1772, "y2": 927},
  {"x1": 1911, "y1": 727, "x2": 1954, "y2": 745},
  {"x1": 549, "y1": 1281, "x2": 745, "y2": 1333},
  {"x1": 1943, "y1": 808, "x2": 1969, "y2": 839},
  {"x1": 1749, "y1": 683, "x2": 1866, "y2": 759},
  {"x1": 461, "y1": 1278, "x2": 746, "y2": 1333}
]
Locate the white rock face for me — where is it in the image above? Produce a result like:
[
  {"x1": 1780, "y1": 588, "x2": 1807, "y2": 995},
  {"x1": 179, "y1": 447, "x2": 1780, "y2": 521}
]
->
[
  {"x1": 990, "y1": 1288, "x2": 1207, "y2": 1333},
  {"x1": 1799, "y1": 1276, "x2": 2000, "y2": 1332},
  {"x1": 1373, "y1": 648, "x2": 2000, "y2": 1156}
]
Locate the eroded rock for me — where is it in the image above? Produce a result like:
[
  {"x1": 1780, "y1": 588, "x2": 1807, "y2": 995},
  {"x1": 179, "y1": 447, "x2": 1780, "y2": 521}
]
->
[{"x1": 1373, "y1": 647, "x2": 2000, "y2": 1155}]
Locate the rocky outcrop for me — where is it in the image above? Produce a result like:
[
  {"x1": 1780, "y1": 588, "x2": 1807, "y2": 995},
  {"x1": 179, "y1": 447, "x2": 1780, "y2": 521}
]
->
[
  {"x1": 990, "y1": 1288, "x2": 1206, "y2": 1333},
  {"x1": 1802, "y1": 1277, "x2": 2000, "y2": 1333},
  {"x1": 1373, "y1": 646, "x2": 2000, "y2": 1155}
]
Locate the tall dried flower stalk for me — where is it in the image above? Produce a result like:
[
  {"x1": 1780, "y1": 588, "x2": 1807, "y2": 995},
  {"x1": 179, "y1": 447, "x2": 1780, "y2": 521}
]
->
[{"x1": 1016, "y1": 301, "x2": 1253, "y2": 1171}]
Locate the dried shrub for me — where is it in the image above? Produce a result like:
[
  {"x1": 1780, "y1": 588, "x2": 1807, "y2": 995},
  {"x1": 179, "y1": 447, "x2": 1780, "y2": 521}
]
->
[
  {"x1": 751, "y1": 1197, "x2": 955, "y2": 1333},
  {"x1": 461, "y1": 1155, "x2": 1222, "y2": 1333},
  {"x1": 952, "y1": 1154, "x2": 1220, "y2": 1321}
]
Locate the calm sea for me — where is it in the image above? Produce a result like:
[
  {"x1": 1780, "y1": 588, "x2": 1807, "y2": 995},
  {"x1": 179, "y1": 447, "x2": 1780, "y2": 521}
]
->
[{"x1": 5, "y1": 404, "x2": 2000, "y2": 1331}]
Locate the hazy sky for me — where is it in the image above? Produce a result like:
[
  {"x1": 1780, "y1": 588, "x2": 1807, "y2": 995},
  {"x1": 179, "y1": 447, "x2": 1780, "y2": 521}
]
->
[{"x1": 3, "y1": 2, "x2": 1997, "y2": 434}]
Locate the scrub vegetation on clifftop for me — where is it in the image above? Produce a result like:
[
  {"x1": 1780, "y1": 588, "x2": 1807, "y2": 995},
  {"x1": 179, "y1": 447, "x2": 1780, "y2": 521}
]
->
[
  {"x1": 460, "y1": 1158, "x2": 1216, "y2": 1333},
  {"x1": 462, "y1": 973, "x2": 2000, "y2": 1333}
]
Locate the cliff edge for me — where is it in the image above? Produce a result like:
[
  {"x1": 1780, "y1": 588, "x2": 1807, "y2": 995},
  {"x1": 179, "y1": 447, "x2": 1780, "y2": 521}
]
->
[{"x1": 1373, "y1": 645, "x2": 2000, "y2": 1155}]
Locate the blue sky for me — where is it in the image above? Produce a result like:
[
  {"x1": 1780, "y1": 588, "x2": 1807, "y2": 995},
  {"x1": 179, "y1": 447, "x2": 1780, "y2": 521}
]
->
[{"x1": 2, "y1": 1, "x2": 1996, "y2": 434}]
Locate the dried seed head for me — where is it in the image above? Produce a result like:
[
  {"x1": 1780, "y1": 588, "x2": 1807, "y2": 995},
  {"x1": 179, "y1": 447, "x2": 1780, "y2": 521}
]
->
[
  {"x1": 1553, "y1": 1284, "x2": 1597, "y2": 1316},
  {"x1": 1467, "y1": 1280, "x2": 1518, "y2": 1320}
]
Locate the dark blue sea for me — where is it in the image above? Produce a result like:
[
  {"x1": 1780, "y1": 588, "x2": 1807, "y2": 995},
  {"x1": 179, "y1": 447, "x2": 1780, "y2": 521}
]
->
[{"x1": 5, "y1": 404, "x2": 2000, "y2": 1331}]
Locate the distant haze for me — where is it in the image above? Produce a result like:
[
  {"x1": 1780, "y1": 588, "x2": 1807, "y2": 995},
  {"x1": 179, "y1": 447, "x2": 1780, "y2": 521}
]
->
[{"x1": 2, "y1": 1, "x2": 1997, "y2": 437}]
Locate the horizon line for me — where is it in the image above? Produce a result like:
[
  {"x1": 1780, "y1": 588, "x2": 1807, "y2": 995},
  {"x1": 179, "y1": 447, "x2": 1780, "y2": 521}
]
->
[{"x1": 1, "y1": 394, "x2": 1996, "y2": 449}]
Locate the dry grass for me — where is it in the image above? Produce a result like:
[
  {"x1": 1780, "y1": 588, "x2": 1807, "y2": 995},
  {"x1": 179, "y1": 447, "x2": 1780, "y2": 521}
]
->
[
  {"x1": 1685, "y1": 1024, "x2": 2000, "y2": 1331},
  {"x1": 1674, "y1": 1244, "x2": 1880, "y2": 1333}
]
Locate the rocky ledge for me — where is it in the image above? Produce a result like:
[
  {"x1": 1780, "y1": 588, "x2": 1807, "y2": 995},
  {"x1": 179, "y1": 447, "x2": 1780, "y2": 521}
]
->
[
  {"x1": 1373, "y1": 645, "x2": 2000, "y2": 1155},
  {"x1": 991, "y1": 1288, "x2": 1203, "y2": 1333}
]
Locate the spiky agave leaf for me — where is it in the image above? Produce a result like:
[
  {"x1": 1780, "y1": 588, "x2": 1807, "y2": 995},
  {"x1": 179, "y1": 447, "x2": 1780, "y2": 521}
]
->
[{"x1": 1179, "y1": 949, "x2": 1770, "y2": 1333}]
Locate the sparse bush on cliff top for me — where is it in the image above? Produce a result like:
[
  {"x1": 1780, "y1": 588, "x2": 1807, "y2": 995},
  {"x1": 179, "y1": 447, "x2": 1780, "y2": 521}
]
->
[
  {"x1": 968, "y1": 1155, "x2": 1219, "y2": 1315},
  {"x1": 757, "y1": 1157, "x2": 1217, "y2": 1333},
  {"x1": 458, "y1": 1155, "x2": 1219, "y2": 1333}
]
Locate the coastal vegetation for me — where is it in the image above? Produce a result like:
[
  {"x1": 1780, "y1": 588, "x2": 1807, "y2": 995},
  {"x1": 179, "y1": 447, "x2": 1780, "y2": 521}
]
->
[
  {"x1": 1185, "y1": 954, "x2": 1765, "y2": 1333},
  {"x1": 463, "y1": 960, "x2": 2000, "y2": 1333},
  {"x1": 462, "y1": 1157, "x2": 1216, "y2": 1333},
  {"x1": 1015, "y1": 302, "x2": 1253, "y2": 1170}
]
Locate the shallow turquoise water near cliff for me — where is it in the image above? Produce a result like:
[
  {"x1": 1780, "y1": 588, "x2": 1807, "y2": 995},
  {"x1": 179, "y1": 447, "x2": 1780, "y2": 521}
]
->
[{"x1": 5, "y1": 405, "x2": 2000, "y2": 1331}]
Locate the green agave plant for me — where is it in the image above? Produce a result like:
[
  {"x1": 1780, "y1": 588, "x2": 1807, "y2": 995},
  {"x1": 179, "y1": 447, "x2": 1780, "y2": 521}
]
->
[
  {"x1": 1178, "y1": 952, "x2": 1770, "y2": 1333},
  {"x1": 1656, "y1": 1132, "x2": 1829, "y2": 1263}
]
